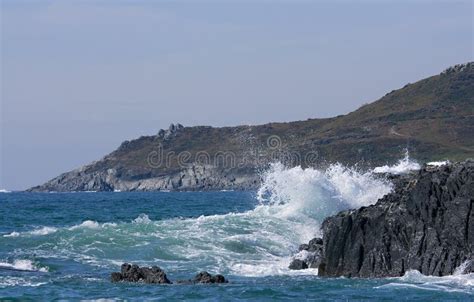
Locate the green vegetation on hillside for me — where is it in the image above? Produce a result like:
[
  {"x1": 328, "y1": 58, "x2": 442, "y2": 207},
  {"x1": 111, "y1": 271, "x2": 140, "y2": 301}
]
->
[{"x1": 30, "y1": 63, "x2": 474, "y2": 191}]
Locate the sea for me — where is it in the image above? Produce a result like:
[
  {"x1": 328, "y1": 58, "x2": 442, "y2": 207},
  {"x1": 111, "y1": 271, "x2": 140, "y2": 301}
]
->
[{"x1": 0, "y1": 156, "x2": 472, "y2": 301}]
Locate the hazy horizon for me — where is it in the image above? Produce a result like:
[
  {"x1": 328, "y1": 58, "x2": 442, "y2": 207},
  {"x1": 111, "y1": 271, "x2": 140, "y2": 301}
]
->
[{"x1": 1, "y1": 0, "x2": 473, "y2": 190}]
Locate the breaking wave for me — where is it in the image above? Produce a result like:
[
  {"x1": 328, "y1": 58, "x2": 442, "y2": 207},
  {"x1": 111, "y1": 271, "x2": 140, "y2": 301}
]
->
[
  {"x1": 377, "y1": 269, "x2": 473, "y2": 294},
  {"x1": 2, "y1": 153, "x2": 471, "y2": 296},
  {"x1": 0, "y1": 260, "x2": 48, "y2": 272},
  {"x1": 427, "y1": 160, "x2": 450, "y2": 167},
  {"x1": 3, "y1": 226, "x2": 58, "y2": 238},
  {"x1": 373, "y1": 149, "x2": 421, "y2": 174},
  {"x1": 2, "y1": 162, "x2": 393, "y2": 277}
]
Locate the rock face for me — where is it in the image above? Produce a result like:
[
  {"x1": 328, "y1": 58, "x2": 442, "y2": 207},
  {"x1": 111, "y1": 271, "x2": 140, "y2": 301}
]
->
[
  {"x1": 316, "y1": 160, "x2": 474, "y2": 277},
  {"x1": 29, "y1": 163, "x2": 260, "y2": 192}
]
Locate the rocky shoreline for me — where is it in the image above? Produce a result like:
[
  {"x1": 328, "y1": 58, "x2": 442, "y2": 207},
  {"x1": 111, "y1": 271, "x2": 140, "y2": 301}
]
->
[
  {"x1": 28, "y1": 162, "x2": 260, "y2": 192},
  {"x1": 290, "y1": 160, "x2": 474, "y2": 277}
]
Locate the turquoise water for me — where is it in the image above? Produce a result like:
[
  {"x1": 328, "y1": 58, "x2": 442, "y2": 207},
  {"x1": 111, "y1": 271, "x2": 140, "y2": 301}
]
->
[{"x1": 0, "y1": 191, "x2": 472, "y2": 301}]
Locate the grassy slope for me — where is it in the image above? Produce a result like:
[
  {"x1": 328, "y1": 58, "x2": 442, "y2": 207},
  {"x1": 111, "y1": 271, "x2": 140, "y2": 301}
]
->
[{"x1": 48, "y1": 63, "x2": 474, "y2": 183}]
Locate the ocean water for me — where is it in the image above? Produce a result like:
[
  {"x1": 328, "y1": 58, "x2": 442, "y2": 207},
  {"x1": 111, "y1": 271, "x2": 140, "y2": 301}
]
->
[{"x1": 0, "y1": 161, "x2": 472, "y2": 301}]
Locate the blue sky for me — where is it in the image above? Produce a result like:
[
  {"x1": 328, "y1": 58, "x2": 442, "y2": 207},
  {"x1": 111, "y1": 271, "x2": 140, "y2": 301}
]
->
[{"x1": 1, "y1": 0, "x2": 473, "y2": 190}]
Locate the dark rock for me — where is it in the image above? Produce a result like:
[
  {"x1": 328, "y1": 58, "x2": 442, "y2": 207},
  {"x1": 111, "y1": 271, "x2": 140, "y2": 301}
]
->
[
  {"x1": 289, "y1": 259, "x2": 308, "y2": 270},
  {"x1": 212, "y1": 274, "x2": 227, "y2": 283},
  {"x1": 298, "y1": 244, "x2": 309, "y2": 251},
  {"x1": 318, "y1": 160, "x2": 474, "y2": 278},
  {"x1": 307, "y1": 238, "x2": 323, "y2": 252},
  {"x1": 163, "y1": 123, "x2": 184, "y2": 140},
  {"x1": 111, "y1": 263, "x2": 171, "y2": 284},
  {"x1": 289, "y1": 237, "x2": 324, "y2": 270},
  {"x1": 111, "y1": 264, "x2": 227, "y2": 285},
  {"x1": 193, "y1": 271, "x2": 228, "y2": 284},
  {"x1": 110, "y1": 272, "x2": 123, "y2": 282},
  {"x1": 140, "y1": 266, "x2": 171, "y2": 284}
]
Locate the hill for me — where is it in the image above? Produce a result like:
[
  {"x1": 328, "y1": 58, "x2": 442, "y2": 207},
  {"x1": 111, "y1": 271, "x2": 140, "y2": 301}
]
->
[{"x1": 29, "y1": 63, "x2": 474, "y2": 192}]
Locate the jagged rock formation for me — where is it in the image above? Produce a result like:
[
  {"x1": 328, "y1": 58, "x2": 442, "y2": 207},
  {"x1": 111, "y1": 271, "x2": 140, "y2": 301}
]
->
[
  {"x1": 158, "y1": 123, "x2": 184, "y2": 140},
  {"x1": 29, "y1": 62, "x2": 474, "y2": 192},
  {"x1": 294, "y1": 160, "x2": 474, "y2": 277}
]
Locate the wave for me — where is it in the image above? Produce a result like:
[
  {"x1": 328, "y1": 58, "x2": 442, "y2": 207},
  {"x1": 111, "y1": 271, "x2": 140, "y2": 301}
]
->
[
  {"x1": 0, "y1": 260, "x2": 48, "y2": 272},
  {"x1": 2, "y1": 153, "x2": 471, "y2": 294},
  {"x1": 68, "y1": 220, "x2": 101, "y2": 230},
  {"x1": 2, "y1": 162, "x2": 393, "y2": 278},
  {"x1": 427, "y1": 160, "x2": 450, "y2": 167},
  {"x1": 0, "y1": 189, "x2": 11, "y2": 193},
  {"x1": 373, "y1": 149, "x2": 421, "y2": 174},
  {"x1": 377, "y1": 269, "x2": 474, "y2": 294},
  {"x1": 256, "y1": 162, "x2": 392, "y2": 226},
  {"x1": 3, "y1": 227, "x2": 57, "y2": 237},
  {"x1": 0, "y1": 276, "x2": 48, "y2": 288},
  {"x1": 2, "y1": 221, "x2": 119, "y2": 237}
]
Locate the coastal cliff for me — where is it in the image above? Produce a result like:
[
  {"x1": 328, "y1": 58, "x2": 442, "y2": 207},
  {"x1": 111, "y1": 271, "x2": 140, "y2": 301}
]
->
[
  {"x1": 293, "y1": 160, "x2": 474, "y2": 277},
  {"x1": 29, "y1": 62, "x2": 474, "y2": 192}
]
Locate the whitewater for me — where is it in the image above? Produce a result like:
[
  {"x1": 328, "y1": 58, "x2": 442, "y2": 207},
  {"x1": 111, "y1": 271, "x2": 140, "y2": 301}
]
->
[{"x1": 0, "y1": 156, "x2": 472, "y2": 300}]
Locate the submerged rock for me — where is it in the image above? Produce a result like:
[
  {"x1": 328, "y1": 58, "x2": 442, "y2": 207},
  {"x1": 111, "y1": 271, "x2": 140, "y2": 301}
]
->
[{"x1": 315, "y1": 160, "x2": 474, "y2": 278}]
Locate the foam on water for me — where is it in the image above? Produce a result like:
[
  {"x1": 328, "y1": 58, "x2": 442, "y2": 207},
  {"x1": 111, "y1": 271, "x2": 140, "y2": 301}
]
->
[
  {"x1": 377, "y1": 270, "x2": 474, "y2": 294},
  {"x1": 453, "y1": 260, "x2": 473, "y2": 275},
  {"x1": 133, "y1": 214, "x2": 152, "y2": 224},
  {"x1": 68, "y1": 221, "x2": 118, "y2": 231},
  {"x1": 0, "y1": 276, "x2": 48, "y2": 288},
  {"x1": 3, "y1": 227, "x2": 57, "y2": 237},
  {"x1": 0, "y1": 259, "x2": 48, "y2": 272},
  {"x1": 29, "y1": 226, "x2": 58, "y2": 236},
  {"x1": 2, "y1": 154, "x2": 471, "y2": 296},
  {"x1": 427, "y1": 160, "x2": 450, "y2": 167},
  {"x1": 373, "y1": 149, "x2": 421, "y2": 174},
  {"x1": 2, "y1": 162, "x2": 392, "y2": 277},
  {"x1": 68, "y1": 220, "x2": 101, "y2": 230}
]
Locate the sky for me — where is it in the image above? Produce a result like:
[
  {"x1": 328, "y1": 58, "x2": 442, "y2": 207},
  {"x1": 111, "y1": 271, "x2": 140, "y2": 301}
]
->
[{"x1": 1, "y1": 0, "x2": 473, "y2": 190}]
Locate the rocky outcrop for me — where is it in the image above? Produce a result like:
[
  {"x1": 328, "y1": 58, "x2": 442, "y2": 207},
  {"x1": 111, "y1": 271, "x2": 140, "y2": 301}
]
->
[
  {"x1": 158, "y1": 123, "x2": 184, "y2": 140},
  {"x1": 298, "y1": 161, "x2": 474, "y2": 277},
  {"x1": 110, "y1": 263, "x2": 227, "y2": 285},
  {"x1": 111, "y1": 263, "x2": 171, "y2": 284},
  {"x1": 176, "y1": 272, "x2": 228, "y2": 284},
  {"x1": 28, "y1": 163, "x2": 260, "y2": 192}
]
